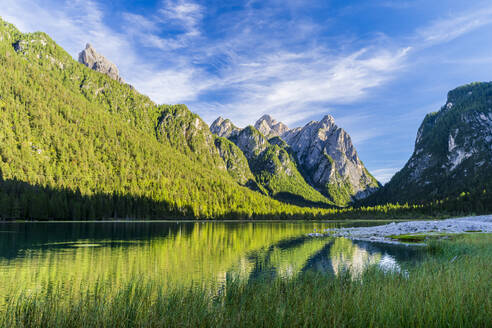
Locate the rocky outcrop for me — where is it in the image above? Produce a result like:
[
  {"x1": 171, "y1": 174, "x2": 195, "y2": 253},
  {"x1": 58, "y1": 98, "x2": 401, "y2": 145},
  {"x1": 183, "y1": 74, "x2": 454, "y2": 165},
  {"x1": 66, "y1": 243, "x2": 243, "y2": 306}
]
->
[
  {"x1": 219, "y1": 124, "x2": 331, "y2": 206},
  {"x1": 214, "y1": 136, "x2": 257, "y2": 186},
  {"x1": 210, "y1": 114, "x2": 379, "y2": 205},
  {"x1": 210, "y1": 117, "x2": 241, "y2": 138},
  {"x1": 230, "y1": 126, "x2": 270, "y2": 159},
  {"x1": 282, "y1": 115, "x2": 379, "y2": 203},
  {"x1": 78, "y1": 43, "x2": 124, "y2": 83},
  {"x1": 232, "y1": 126, "x2": 294, "y2": 177},
  {"x1": 367, "y1": 82, "x2": 492, "y2": 204},
  {"x1": 254, "y1": 114, "x2": 290, "y2": 138}
]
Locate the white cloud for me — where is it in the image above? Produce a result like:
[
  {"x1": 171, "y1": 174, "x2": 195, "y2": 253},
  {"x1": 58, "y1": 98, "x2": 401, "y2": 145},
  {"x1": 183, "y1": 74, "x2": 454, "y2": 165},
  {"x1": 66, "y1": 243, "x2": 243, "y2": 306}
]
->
[
  {"x1": 159, "y1": 0, "x2": 203, "y2": 41},
  {"x1": 3, "y1": 0, "x2": 492, "y2": 148},
  {"x1": 193, "y1": 46, "x2": 410, "y2": 127},
  {"x1": 371, "y1": 168, "x2": 399, "y2": 184},
  {"x1": 0, "y1": 0, "x2": 410, "y2": 127},
  {"x1": 133, "y1": 68, "x2": 213, "y2": 104},
  {"x1": 416, "y1": 6, "x2": 492, "y2": 46}
]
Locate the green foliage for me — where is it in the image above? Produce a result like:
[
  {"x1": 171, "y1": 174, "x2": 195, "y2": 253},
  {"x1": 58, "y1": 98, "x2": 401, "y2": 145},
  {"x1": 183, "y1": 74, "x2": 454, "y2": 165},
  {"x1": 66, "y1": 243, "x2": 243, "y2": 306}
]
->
[
  {"x1": 326, "y1": 179, "x2": 353, "y2": 206},
  {"x1": 0, "y1": 18, "x2": 339, "y2": 220},
  {"x1": 0, "y1": 18, "x2": 490, "y2": 220},
  {"x1": 227, "y1": 125, "x2": 334, "y2": 207},
  {"x1": 250, "y1": 141, "x2": 333, "y2": 207}
]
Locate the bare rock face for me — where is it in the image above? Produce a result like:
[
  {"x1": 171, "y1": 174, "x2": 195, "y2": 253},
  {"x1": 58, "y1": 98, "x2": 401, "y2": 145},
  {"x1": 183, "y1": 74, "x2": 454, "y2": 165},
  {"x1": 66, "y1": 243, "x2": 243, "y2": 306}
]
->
[
  {"x1": 210, "y1": 114, "x2": 380, "y2": 204},
  {"x1": 214, "y1": 136, "x2": 256, "y2": 186},
  {"x1": 254, "y1": 114, "x2": 290, "y2": 138},
  {"x1": 283, "y1": 115, "x2": 380, "y2": 202},
  {"x1": 367, "y1": 82, "x2": 492, "y2": 204},
  {"x1": 210, "y1": 117, "x2": 241, "y2": 138},
  {"x1": 78, "y1": 44, "x2": 124, "y2": 83},
  {"x1": 232, "y1": 126, "x2": 270, "y2": 159}
]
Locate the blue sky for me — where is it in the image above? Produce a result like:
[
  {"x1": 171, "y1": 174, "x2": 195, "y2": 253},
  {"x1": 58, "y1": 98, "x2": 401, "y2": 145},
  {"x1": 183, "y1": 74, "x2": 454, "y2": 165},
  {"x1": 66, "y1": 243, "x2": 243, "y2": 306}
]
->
[{"x1": 2, "y1": 0, "x2": 492, "y2": 183}]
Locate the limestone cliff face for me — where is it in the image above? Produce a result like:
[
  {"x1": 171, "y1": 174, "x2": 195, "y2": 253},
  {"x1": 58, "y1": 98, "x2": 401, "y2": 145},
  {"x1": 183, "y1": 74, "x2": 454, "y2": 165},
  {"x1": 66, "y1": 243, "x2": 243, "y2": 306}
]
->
[
  {"x1": 282, "y1": 115, "x2": 379, "y2": 203},
  {"x1": 231, "y1": 126, "x2": 270, "y2": 159},
  {"x1": 211, "y1": 114, "x2": 379, "y2": 205},
  {"x1": 214, "y1": 136, "x2": 257, "y2": 187},
  {"x1": 254, "y1": 115, "x2": 290, "y2": 138},
  {"x1": 216, "y1": 125, "x2": 331, "y2": 206},
  {"x1": 78, "y1": 44, "x2": 124, "y2": 83},
  {"x1": 210, "y1": 117, "x2": 241, "y2": 138},
  {"x1": 368, "y1": 82, "x2": 492, "y2": 204},
  {"x1": 231, "y1": 126, "x2": 294, "y2": 177}
]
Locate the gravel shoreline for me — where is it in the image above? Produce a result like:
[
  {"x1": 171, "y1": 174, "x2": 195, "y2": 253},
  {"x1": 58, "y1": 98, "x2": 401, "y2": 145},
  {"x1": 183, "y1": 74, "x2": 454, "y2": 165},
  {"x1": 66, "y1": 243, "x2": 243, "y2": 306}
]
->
[{"x1": 308, "y1": 215, "x2": 492, "y2": 244}]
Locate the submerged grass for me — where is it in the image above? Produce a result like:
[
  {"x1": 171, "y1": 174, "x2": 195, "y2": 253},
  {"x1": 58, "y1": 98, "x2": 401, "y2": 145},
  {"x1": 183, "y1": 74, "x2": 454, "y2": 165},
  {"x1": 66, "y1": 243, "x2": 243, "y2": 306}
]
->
[{"x1": 1, "y1": 234, "x2": 491, "y2": 328}]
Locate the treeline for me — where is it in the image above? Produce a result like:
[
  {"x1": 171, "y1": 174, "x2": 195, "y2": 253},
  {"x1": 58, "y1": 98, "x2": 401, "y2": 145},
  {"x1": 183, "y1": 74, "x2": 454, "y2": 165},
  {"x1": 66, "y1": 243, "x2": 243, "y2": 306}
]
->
[
  {"x1": 344, "y1": 187, "x2": 492, "y2": 220},
  {"x1": 1, "y1": 174, "x2": 491, "y2": 220}
]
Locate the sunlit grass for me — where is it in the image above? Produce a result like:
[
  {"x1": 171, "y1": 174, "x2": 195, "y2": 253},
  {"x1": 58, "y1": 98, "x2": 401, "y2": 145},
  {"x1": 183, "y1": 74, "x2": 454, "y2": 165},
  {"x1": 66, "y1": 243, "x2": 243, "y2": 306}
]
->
[{"x1": 1, "y1": 234, "x2": 490, "y2": 327}]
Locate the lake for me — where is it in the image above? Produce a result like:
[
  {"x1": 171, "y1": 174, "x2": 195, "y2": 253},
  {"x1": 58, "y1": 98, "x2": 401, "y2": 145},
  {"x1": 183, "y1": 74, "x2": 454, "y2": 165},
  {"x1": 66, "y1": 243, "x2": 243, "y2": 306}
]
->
[{"x1": 0, "y1": 221, "x2": 422, "y2": 301}]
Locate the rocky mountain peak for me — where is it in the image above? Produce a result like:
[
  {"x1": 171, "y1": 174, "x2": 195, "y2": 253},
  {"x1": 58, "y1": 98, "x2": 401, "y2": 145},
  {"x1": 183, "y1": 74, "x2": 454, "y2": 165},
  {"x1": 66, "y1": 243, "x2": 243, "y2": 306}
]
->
[
  {"x1": 210, "y1": 113, "x2": 380, "y2": 204},
  {"x1": 254, "y1": 114, "x2": 290, "y2": 138},
  {"x1": 320, "y1": 115, "x2": 336, "y2": 126},
  {"x1": 210, "y1": 117, "x2": 240, "y2": 138},
  {"x1": 283, "y1": 116, "x2": 379, "y2": 202},
  {"x1": 78, "y1": 43, "x2": 124, "y2": 83}
]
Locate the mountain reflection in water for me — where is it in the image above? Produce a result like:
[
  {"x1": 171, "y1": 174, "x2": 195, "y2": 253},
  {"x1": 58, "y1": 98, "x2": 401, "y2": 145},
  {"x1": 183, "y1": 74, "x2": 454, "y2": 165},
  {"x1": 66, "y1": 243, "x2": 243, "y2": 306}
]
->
[{"x1": 0, "y1": 221, "x2": 422, "y2": 300}]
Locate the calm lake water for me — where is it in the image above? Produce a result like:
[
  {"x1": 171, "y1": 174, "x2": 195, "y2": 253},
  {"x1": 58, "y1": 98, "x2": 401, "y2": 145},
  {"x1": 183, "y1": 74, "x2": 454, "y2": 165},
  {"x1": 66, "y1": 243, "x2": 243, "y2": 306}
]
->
[{"x1": 0, "y1": 221, "x2": 422, "y2": 298}]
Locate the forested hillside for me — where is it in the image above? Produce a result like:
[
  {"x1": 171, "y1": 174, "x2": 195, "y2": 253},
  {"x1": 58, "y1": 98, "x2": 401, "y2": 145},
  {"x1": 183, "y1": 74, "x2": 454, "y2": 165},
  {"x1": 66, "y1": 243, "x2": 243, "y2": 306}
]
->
[
  {"x1": 0, "y1": 18, "x2": 332, "y2": 219},
  {"x1": 365, "y1": 82, "x2": 492, "y2": 205}
]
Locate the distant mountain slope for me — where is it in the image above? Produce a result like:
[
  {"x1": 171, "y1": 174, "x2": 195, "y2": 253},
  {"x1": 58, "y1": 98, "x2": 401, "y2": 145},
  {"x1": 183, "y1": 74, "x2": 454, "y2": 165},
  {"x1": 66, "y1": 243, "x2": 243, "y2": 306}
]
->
[
  {"x1": 210, "y1": 117, "x2": 240, "y2": 139},
  {"x1": 210, "y1": 118, "x2": 333, "y2": 206},
  {"x1": 367, "y1": 82, "x2": 492, "y2": 204},
  {"x1": 280, "y1": 115, "x2": 380, "y2": 204},
  {"x1": 0, "y1": 18, "x2": 333, "y2": 219},
  {"x1": 212, "y1": 114, "x2": 380, "y2": 205}
]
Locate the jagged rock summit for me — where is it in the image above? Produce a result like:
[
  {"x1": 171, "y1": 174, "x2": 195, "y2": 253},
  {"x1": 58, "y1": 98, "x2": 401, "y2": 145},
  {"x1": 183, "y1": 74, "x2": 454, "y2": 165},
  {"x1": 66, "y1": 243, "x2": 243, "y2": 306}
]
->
[
  {"x1": 210, "y1": 117, "x2": 241, "y2": 138},
  {"x1": 254, "y1": 114, "x2": 290, "y2": 138},
  {"x1": 282, "y1": 115, "x2": 380, "y2": 202},
  {"x1": 210, "y1": 114, "x2": 380, "y2": 204},
  {"x1": 78, "y1": 43, "x2": 124, "y2": 83}
]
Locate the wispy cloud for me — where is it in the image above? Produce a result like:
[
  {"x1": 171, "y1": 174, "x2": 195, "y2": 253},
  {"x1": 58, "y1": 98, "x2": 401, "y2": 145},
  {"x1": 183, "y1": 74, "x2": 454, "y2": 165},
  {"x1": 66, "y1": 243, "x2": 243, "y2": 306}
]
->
[
  {"x1": 371, "y1": 168, "x2": 399, "y2": 184},
  {"x1": 186, "y1": 44, "x2": 410, "y2": 126},
  {"x1": 160, "y1": 0, "x2": 203, "y2": 38},
  {"x1": 416, "y1": 6, "x2": 492, "y2": 46},
  {"x1": 0, "y1": 0, "x2": 413, "y2": 128},
  {"x1": 0, "y1": 0, "x2": 137, "y2": 74}
]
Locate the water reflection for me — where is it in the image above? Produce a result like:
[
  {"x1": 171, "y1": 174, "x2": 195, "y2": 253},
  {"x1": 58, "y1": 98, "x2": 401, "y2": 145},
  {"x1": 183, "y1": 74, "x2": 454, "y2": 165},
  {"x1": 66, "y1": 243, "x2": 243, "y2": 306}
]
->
[{"x1": 0, "y1": 221, "x2": 422, "y2": 301}]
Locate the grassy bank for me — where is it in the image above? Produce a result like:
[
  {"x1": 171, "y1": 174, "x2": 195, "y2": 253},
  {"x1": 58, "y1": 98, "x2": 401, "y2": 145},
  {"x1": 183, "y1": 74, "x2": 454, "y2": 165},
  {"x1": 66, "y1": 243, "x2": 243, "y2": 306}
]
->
[{"x1": 1, "y1": 234, "x2": 491, "y2": 327}]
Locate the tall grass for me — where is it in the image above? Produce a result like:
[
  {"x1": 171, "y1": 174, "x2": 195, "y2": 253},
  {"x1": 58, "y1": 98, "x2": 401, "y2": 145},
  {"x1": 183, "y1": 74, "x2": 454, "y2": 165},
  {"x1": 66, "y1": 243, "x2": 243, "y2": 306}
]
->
[{"x1": 1, "y1": 234, "x2": 491, "y2": 328}]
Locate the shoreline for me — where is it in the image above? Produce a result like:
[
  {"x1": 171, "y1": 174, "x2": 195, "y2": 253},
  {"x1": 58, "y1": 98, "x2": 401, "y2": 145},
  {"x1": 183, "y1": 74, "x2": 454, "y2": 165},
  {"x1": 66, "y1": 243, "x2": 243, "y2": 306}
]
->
[{"x1": 309, "y1": 215, "x2": 492, "y2": 243}]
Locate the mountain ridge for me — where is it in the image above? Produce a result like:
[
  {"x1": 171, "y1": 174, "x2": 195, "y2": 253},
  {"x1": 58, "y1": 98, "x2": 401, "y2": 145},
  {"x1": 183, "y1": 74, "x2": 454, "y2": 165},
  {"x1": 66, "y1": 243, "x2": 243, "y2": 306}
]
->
[{"x1": 211, "y1": 114, "x2": 380, "y2": 205}]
